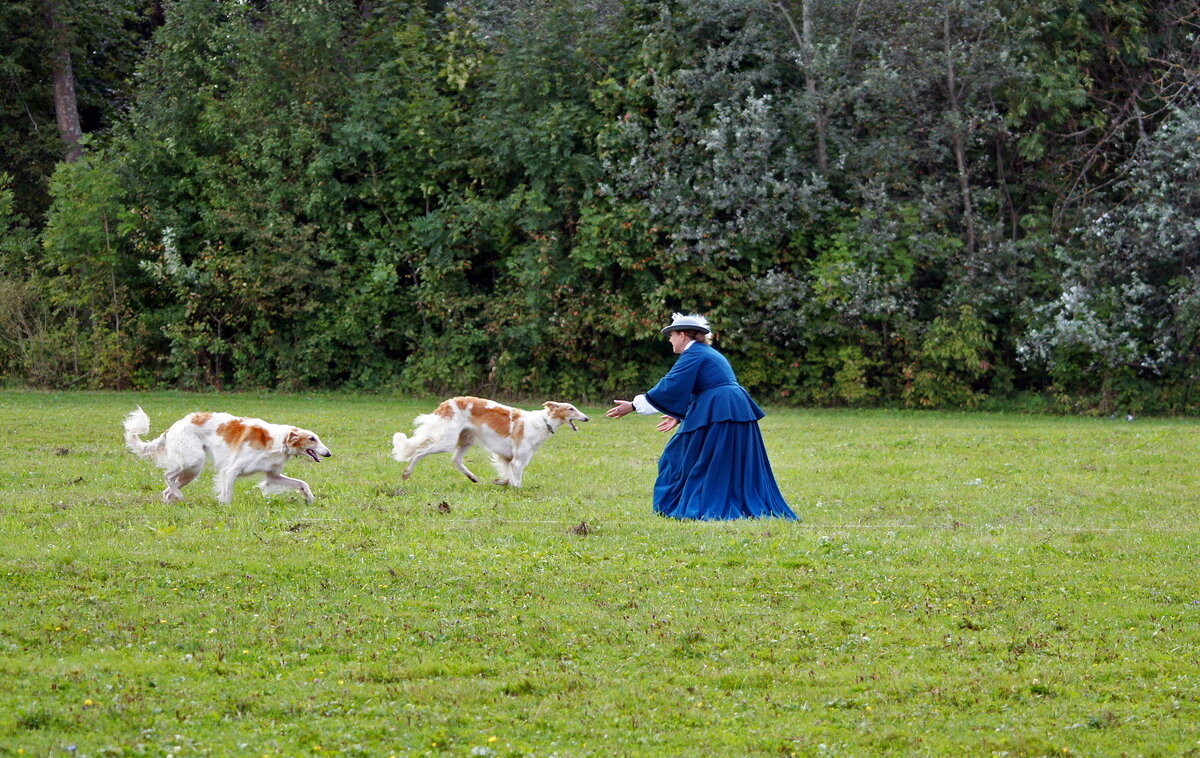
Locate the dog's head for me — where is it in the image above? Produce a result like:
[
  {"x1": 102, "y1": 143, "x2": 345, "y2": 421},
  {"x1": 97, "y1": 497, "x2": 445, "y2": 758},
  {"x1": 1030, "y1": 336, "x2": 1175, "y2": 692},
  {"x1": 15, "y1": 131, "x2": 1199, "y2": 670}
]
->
[
  {"x1": 543, "y1": 402, "x2": 589, "y2": 432},
  {"x1": 285, "y1": 428, "x2": 332, "y2": 462}
]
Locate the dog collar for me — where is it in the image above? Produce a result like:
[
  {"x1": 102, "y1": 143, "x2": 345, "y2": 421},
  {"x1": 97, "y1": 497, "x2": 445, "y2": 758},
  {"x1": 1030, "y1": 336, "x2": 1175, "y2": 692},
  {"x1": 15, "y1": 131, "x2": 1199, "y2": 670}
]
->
[{"x1": 544, "y1": 418, "x2": 555, "y2": 435}]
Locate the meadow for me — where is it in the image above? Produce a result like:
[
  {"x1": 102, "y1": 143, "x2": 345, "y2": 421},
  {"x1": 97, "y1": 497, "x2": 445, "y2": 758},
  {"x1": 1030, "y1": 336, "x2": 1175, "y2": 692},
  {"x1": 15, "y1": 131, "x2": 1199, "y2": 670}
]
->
[{"x1": 1, "y1": 390, "x2": 1198, "y2": 757}]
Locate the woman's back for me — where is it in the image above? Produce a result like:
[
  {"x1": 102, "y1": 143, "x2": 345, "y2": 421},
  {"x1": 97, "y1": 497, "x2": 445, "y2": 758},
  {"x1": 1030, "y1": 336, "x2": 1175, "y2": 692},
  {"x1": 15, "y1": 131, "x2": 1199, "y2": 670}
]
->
[{"x1": 678, "y1": 345, "x2": 764, "y2": 433}]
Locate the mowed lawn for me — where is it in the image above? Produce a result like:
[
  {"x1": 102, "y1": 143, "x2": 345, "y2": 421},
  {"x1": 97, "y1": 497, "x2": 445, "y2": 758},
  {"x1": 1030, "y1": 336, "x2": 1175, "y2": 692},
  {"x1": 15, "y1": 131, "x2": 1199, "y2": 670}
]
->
[{"x1": 1, "y1": 390, "x2": 1198, "y2": 756}]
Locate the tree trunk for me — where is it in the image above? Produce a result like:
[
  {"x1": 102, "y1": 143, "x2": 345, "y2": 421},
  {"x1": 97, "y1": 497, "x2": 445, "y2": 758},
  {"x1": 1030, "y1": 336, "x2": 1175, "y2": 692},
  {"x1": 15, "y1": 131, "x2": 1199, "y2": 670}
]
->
[
  {"x1": 44, "y1": 0, "x2": 83, "y2": 163},
  {"x1": 802, "y1": 0, "x2": 828, "y2": 174},
  {"x1": 773, "y1": 0, "x2": 828, "y2": 173},
  {"x1": 944, "y1": 8, "x2": 976, "y2": 260}
]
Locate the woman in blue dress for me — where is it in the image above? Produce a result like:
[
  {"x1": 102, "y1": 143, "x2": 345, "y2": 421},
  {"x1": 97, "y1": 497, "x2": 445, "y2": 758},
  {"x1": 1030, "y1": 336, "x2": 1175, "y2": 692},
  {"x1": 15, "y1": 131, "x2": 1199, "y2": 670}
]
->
[{"x1": 607, "y1": 313, "x2": 798, "y2": 521}]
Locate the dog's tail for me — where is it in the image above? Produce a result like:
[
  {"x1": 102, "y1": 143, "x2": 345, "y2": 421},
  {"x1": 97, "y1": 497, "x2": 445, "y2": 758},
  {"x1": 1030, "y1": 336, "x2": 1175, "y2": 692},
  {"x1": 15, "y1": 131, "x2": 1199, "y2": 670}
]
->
[
  {"x1": 390, "y1": 432, "x2": 411, "y2": 462},
  {"x1": 412, "y1": 412, "x2": 441, "y2": 429},
  {"x1": 123, "y1": 407, "x2": 167, "y2": 462},
  {"x1": 391, "y1": 413, "x2": 444, "y2": 462}
]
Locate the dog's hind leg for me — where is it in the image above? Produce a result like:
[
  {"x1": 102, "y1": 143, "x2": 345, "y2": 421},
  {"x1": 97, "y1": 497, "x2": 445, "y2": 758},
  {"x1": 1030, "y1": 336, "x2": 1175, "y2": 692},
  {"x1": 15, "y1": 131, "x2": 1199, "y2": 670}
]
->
[
  {"x1": 452, "y1": 433, "x2": 480, "y2": 483},
  {"x1": 393, "y1": 418, "x2": 446, "y2": 466},
  {"x1": 162, "y1": 470, "x2": 185, "y2": 502},
  {"x1": 161, "y1": 438, "x2": 207, "y2": 503},
  {"x1": 391, "y1": 432, "x2": 412, "y2": 462},
  {"x1": 401, "y1": 433, "x2": 461, "y2": 480},
  {"x1": 161, "y1": 468, "x2": 200, "y2": 502}
]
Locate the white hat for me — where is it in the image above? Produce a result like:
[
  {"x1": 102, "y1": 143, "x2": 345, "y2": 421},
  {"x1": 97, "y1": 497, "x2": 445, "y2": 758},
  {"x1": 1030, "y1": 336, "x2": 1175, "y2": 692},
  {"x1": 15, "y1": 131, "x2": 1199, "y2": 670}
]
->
[{"x1": 660, "y1": 312, "x2": 711, "y2": 335}]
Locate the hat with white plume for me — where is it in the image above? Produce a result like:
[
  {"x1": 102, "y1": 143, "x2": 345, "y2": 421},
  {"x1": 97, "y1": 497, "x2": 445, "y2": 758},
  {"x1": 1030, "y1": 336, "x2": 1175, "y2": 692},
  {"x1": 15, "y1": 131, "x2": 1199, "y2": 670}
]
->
[{"x1": 660, "y1": 312, "x2": 711, "y2": 335}]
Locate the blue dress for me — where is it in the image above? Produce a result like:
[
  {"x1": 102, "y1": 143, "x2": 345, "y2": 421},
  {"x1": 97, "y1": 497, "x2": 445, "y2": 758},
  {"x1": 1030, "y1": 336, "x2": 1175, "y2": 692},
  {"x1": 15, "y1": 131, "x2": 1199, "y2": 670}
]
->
[{"x1": 644, "y1": 343, "x2": 797, "y2": 521}]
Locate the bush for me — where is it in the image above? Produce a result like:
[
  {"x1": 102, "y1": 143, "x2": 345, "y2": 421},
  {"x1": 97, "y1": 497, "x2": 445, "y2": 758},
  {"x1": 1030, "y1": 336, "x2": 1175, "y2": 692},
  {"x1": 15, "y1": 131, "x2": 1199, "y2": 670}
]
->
[{"x1": 903, "y1": 305, "x2": 993, "y2": 408}]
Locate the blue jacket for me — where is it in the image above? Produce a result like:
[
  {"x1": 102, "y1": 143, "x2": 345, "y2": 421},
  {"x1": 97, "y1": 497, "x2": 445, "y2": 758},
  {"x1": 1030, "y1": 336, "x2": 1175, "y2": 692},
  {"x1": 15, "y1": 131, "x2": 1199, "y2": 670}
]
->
[{"x1": 644, "y1": 343, "x2": 765, "y2": 433}]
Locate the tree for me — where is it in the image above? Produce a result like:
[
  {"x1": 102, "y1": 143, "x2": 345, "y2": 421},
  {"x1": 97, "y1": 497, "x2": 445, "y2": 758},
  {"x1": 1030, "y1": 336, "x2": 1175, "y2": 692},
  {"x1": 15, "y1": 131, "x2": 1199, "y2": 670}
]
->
[
  {"x1": 1, "y1": 0, "x2": 148, "y2": 218},
  {"x1": 1019, "y1": 103, "x2": 1200, "y2": 411},
  {"x1": 768, "y1": 0, "x2": 828, "y2": 173},
  {"x1": 43, "y1": 0, "x2": 83, "y2": 162}
]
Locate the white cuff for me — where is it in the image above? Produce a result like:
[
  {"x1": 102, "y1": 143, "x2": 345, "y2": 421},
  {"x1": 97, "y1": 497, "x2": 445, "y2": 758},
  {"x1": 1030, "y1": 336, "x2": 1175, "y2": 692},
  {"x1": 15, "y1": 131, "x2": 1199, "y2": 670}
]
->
[{"x1": 632, "y1": 394, "x2": 660, "y2": 415}]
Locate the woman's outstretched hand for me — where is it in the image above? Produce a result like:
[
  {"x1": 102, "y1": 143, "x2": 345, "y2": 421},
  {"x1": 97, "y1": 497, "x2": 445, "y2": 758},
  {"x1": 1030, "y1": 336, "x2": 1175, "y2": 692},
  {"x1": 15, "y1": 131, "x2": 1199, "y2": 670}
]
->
[
  {"x1": 607, "y1": 400, "x2": 634, "y2": 419},
  {"x1": 657, "y1": 415, "x2": 679, "y2": 432}
]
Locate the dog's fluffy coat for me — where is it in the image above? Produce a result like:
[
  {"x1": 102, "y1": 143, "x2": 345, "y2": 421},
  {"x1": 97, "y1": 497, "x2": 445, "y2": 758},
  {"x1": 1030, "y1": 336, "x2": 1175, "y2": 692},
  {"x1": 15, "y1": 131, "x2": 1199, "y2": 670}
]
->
[
  {"x1": 391, "y1": 396, "x2": 588, "y2": 487},
  {"x1": 123, "y1": 407, "x2": 331, "y2": 503}
]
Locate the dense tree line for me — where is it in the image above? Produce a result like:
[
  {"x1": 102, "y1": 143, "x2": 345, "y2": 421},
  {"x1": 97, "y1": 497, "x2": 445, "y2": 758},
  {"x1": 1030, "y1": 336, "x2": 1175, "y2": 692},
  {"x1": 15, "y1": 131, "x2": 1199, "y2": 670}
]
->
[{"x1": 1, "y1": 0, "x2": 1198, "y2": 411}]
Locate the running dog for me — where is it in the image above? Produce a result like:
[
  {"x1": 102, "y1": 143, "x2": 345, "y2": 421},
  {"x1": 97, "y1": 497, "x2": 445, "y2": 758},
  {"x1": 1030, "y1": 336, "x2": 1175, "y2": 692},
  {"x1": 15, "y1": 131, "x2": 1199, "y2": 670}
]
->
[
  {"x1": 123, "y1": 407, "x2": 331, "y2": 503},
  {"x1": 390, "y1": 397, "x2": 588, "y2": 487}
]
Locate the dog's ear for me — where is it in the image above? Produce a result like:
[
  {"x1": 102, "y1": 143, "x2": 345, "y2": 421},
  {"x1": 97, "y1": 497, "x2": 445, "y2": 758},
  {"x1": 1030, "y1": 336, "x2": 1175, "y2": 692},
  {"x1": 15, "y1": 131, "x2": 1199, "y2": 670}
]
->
[
  {"x1": 284, "y1": 428, "x2": 303, "y2": 448},
  {"x1": 543, "y1": 401, "x2": 557, "y2": 410}
]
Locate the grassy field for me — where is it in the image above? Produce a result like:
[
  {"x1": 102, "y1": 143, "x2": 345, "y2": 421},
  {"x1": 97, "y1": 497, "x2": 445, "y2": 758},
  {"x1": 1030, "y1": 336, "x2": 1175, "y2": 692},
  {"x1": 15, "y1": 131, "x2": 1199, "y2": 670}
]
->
[{"x1": 1, "y1": 390, "x2": 1198, "y2": 757}]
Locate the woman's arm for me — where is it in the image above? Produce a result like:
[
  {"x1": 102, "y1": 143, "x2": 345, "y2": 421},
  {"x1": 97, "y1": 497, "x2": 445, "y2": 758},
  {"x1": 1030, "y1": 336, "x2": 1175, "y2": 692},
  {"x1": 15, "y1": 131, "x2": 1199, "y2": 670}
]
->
[
  {"x1": 607, "y1": 394, "x2": 661, "y2": 418},
  {"x1": 643, "y1": 349, "x2": 703, "y2": 419}
]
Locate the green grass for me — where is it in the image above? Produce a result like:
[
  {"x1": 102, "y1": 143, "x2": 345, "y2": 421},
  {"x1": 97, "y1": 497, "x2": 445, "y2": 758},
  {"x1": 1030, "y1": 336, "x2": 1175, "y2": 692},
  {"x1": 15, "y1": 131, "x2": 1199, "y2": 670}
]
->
[{"x1": 1, "y1": 390, "x2": 1198, "y2": 756}]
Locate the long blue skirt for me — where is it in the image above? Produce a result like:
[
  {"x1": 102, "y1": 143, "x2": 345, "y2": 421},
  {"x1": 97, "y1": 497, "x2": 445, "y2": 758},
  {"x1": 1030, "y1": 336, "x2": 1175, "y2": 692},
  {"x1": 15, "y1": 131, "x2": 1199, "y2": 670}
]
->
[{"x1": 653, "y1": 420, "x2": 798, "y2": 521}]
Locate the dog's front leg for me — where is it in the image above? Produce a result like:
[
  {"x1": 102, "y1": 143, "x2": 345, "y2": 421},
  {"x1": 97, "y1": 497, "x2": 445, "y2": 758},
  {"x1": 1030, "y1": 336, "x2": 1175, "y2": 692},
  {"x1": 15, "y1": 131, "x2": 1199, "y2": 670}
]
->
[
  {"x1": 487, "y1": 451, "x2": 512, "y2": 485},
  {"x1": 508, "y1": 459, "x2": 527, "y2": 488},
  {"x1": 260, "y1": 473, "x2": 313, "y2": 503},
  {"x1": 215, "y1": 468, "x2": 239, "y2": 504}
]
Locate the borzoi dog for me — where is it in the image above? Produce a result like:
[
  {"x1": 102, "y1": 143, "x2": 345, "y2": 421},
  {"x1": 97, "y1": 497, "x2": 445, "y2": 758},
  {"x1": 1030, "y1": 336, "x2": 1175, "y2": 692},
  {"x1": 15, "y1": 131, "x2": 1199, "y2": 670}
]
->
[
  {"x1": 390, "y1": 397, "x2": 588, "y2": 487},
  {"x1": 123, "y1": 407, "x2": 331, "y2": 503}
]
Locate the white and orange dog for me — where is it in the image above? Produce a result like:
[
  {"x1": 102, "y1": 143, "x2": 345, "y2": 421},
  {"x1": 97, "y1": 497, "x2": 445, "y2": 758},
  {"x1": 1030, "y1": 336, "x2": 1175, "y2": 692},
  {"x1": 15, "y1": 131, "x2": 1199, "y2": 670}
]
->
[
  {"x1": 123, "y1": 407, "x2": 331, "y2": 503},
  {"x1": 391, "y1": 396, "x2": 588, "y2": 487}
]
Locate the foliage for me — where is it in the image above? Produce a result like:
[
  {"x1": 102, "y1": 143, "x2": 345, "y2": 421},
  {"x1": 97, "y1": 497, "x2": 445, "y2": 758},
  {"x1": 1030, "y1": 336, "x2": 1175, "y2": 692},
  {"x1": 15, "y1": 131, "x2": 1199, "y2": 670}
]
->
[
  {"x1": 118, "y1": 0, "x2": 374, "y2": 388},
  {"x1": 903, "y1": 304, "x2": 993, "y2": 408},
  {"x1": 602, "y1": 0, "x2": 824, "y2": 262},
  {"x1": 0, "y1": 172, "x2": 44, "y2": 381},
  {"x1": 5, "y1": 0, "x2": 1200, "y2": 411},
  {"x1": 39, "y1": 152, "x2": 140, "y2": 387},
  {"x1": 0, "y1": 0, "x2": 147, "y2": 219},
  {"x1": 1018, "y1": 103, "x2": 1200, "y2": 412}
]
